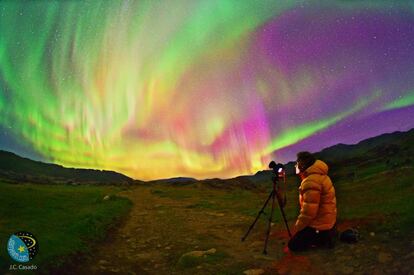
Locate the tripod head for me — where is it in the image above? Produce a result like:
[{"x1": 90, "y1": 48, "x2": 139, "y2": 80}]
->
[
  {"x1": 269, "y1": 161, "x2": 284, "y2": 172},
  {"x1": 269, "y1": 161, "x2": 285, "y2": 181}
]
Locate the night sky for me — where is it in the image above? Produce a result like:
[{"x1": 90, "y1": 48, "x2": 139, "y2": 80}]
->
[{"x1": 1, "y1": 1, "x2": 414, "y2": 180}]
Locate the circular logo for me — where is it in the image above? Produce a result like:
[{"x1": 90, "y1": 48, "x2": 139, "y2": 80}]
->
[{"x1": 7, "y1": 232, "x2": 38, "y2": 263}]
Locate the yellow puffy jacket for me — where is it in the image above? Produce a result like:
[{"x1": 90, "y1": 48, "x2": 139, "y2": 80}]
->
[{"x1": 295, "y1": 160, "x2": 337, "y2": 232}]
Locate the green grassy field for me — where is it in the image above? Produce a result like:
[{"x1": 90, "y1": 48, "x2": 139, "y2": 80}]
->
[
  {"x1": 0, "y1": 163, "x2": 412, "y2": 274},
  {"x1": 150, "y1": 166, "x2": 414, "y2": 234},
  {"x1": 0, "y1": 182, "x2": 132, "y2": 274}
]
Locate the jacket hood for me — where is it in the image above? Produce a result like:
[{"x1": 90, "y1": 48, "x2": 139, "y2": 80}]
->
[{"x1": 305, "y1": 160, "x2": 328, "y2": 175}]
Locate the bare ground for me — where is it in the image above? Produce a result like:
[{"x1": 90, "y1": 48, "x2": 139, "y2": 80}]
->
[{"x1": 62, "y1": 184, "x2": 414, "y2": 275}]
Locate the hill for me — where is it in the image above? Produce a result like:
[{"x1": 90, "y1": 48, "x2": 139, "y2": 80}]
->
[
  {"x1": 1, "y1": 128, "x2": 413, "y2": 186},
  {"x1": 0, "y1": 150, "x2": 133, "y2": 185},
  {"x1": 316, "y1": 128, "x2": 414, "y2": 164},
  {"x1": 191, "y1": 128, "x2": 414, "y2": 188},
  {"x1": 314, "y1": 128, "x2": 414, "y2": 183}
]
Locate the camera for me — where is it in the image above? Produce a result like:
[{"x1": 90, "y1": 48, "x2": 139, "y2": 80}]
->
[{"x1": 269, "y1": 161, "x2": 285, "y2": 178}]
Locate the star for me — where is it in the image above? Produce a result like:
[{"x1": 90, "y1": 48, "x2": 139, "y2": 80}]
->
[{"x1": 18, "y1": 246, "x2": 25, "y2": 253}]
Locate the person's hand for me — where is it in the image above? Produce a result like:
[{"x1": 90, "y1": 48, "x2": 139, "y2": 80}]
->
[{"x1": 283, "y1": 245, "x2": 291, "y2": 254}]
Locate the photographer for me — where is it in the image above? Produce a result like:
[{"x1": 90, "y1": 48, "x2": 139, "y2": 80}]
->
[{"x1": 288, "y1": 151, "x2": 337, "y2": 251}]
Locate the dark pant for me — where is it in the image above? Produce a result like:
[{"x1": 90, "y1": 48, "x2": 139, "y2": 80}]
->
[{"x1": 288, "y1": 226, "x2": 336, "y2": 252}]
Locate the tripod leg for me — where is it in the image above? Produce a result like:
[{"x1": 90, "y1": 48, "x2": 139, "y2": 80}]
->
[
  {"x1": 263, "y1": 189, "x2": 277, "y2": 254},
  {"x1": 276, "y1": 196, "x2": 292, "y2": 238},
  {"x1": 241, "y1": 190, "x2": 273, "y2": 242}
]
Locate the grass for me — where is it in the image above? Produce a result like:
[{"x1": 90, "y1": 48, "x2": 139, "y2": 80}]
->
[
  {"x1": 151, "y1": 165, "x2": 414, "y2": 235},
  {"x1": 150, "y1": 188, "x2": 194, "y2": 199},
  {"x1": 1, "y1": 158, "x2": 412, "y2": 274},
  {"x1": 334, "y1": 168, "x2": 414, "y2": 232},
  {"x1": 0, "y1": 182, "x2": 132, "y2": 274}
]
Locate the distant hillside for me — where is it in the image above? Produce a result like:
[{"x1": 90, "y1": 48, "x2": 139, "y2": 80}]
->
[
  {"x1": 0, "y1": 150, "x2": 133, "y2": 185},
  {"x1": 203, "y1": 128, "x2": 414, "y2": 188},
  {"x1": 1, "y1": 128, "x2": 413, "y2": 186},
  {"x1": 313, "y1": 128, "x2": 414, "y2": 183},
  {"x1": 315, "y1": 128, "x2": 414, "y2": 164}
]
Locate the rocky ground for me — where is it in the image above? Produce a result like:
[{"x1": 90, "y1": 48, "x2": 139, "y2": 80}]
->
[{"x1": 61, "y1": 184, "x2": 414, "y2": 275}]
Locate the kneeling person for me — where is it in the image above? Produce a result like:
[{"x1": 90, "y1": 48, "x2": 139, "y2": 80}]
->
[{"x1": 288, "y1": 151, "x2": 337, "y2": 251}]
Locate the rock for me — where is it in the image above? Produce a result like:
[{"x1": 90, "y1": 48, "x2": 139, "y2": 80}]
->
[
  {"x1": 206, "y1": 212, "x2": 225, "y2": 217},
  {"x1": 111, "y1": 268, "x2": 120, "y2": 272},
  {"x1": 177, "y1": 248, "x2": 217, "y2": 268},
  {"x1": 370, "y1": 232, "x2": 375, "y2": 237},
  {"x1": 206, "y1": 248, "x2": 216, "y2": 254},
  {"x1": 196, "y1": 265, "x2": 203, "y2": 269},
  {"x1": 98, "y1": 260, "x2": 109, "y2": 265},
  {"x1": 253, "y1": 254, "x2": 275, "y2": 261},
  {"x1": 165, "y1": 246, "x2": 171, "y2": 250},
  {"x1": 341, "y1": 266, "x2": 354, "y2": 274},
  {"x1": 372, "y1": 245, "x2": 380, "y2": 250},
  {"x1": 243, "y1": 269, "x2": 265, "y2": 275},
  {"x1": 378, "y1": 252, "x2": 393, "y2": 263},
  {"x1": 180, "y1": 248, "x2": 216, "y2": 259},
  {"x1": 103, "y1": 195, "x2": 111, "y2": 201}
]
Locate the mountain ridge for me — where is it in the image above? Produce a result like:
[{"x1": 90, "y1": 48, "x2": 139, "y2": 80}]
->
[
  {"x1": 0, "y1": 150, "x2": 133, "y2": 185},
  {"x1": 0, "y1": 127, "x2": 413, "y2": 185}
]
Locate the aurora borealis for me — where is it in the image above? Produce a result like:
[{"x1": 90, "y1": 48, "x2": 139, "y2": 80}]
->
[{"x1": 1, "y1": 1, "x2": 414, "y2": 180}]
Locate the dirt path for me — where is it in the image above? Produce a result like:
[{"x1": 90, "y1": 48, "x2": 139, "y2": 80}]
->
[{"x1": 64, "y1": 184, "x2": 414, "y2": 274}]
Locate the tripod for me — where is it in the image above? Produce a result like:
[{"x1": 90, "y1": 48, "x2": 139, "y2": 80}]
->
[{"x1": 241, "y1": 162, "x2": 292, "y2": 255}]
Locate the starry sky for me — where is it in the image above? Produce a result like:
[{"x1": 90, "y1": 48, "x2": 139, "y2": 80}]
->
[{"x1": 1, "y1": 1, "x2": 414, "y2": 180}]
